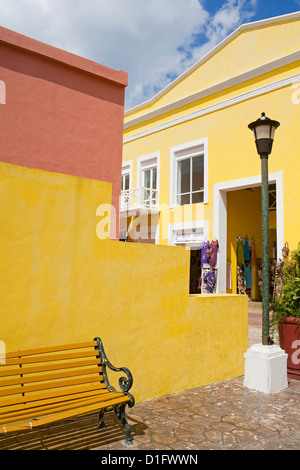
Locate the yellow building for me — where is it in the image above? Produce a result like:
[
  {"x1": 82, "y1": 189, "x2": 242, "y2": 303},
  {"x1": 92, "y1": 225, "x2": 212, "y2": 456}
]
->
[{"x1": 122, "y1": 12, "x2": 300, "y2": 298}]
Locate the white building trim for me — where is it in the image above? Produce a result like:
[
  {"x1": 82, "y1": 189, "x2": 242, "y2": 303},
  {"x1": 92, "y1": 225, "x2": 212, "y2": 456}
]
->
[
  {"x1": 124, "y1": 73, "x2": 300, "y2": 143},
  {"x1": 124, "y1": 51, "x2": 300, "y2": 129},
  {"x1": 213, "y1": 171, "x2": 284, "y2": 293}
]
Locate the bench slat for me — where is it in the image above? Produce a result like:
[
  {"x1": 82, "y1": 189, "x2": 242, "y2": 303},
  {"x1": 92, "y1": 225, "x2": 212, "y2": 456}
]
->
[
  {"x1": 0, "y1": 375, "x2": 106, "y2": 398},
  {"x1": 0, "y1": 358, "x2": 101, "y2": 378},
  {"x1": 3, "y1": 349, "x2": 99, "y2": 366},
  {"x1": 0, "y1": 388, "x2": 109, "y2": 414},
  {"x1": 0, "y1": 390, "x2": 126, "y2": 424},
  {"x1": 5, "y1": 341, "x2": 97, "y2": 360},
  {"x1": 0, "y1": 365, "x2": 103, "y2": 388},
  {"x1": 0, "y1": 383, "x2": 105, "y2": 408},
  {"x1": 0, "y1": 395, "x2": 130, "y2": 434}
]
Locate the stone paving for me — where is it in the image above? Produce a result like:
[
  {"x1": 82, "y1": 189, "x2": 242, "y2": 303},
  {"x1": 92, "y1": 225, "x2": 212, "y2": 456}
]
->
[
  {"x1": 1, "y1": 303, "x2": 299, "y2": 451},
  {"x1": 1, "y1": 376, "x2": 299, "y2": 451}
]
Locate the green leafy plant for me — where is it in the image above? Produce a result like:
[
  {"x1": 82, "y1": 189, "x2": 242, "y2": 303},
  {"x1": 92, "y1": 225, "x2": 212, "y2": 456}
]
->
[{"x1": 271, "y1": 242, "x2": 300, "y2": 332}]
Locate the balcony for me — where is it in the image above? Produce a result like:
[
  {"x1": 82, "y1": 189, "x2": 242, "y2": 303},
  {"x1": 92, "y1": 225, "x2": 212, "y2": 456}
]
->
[{"x1": 120, "y1": 187, "x2": 160, "y2": 215}]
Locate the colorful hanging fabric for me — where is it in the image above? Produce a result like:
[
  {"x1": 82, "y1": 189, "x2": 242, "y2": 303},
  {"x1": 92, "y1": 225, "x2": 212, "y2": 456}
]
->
[
  {"x1": 201, "y1": 240, "x2": 211, "y2": 267},
  {"x1": 209, "y1": 239, "x2": 219, "y2": 267},
  {"x1": 251, "y1": 239, "x2": 256, "y2": 266},
  {"x1": 203, "y1": 270, "x2": 216, "y2": 293},
  {"x1": 237, "y1": 238, "x2": 244, "y2": 266},
  {"x1": 244, "y1": 237, "x2": 250, "y2": 263},
  {"x1": 237, "y1": 265, "x2": 246, "y2": 294},
  {"x1": 244, "y1": 263, "x2": 252, "y2": 287}
]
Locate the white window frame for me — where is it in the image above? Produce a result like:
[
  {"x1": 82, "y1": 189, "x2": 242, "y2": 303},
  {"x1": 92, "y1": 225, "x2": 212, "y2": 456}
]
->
[
  {"x1": 137, "y1": 152, "x2": 160, "y2": 206},
  {"x1": 121, "y1": 161, "x2": 132, "y2": 191},
  {"x1": 170, "y1": 138, "x2": 208, "y2": 208}
]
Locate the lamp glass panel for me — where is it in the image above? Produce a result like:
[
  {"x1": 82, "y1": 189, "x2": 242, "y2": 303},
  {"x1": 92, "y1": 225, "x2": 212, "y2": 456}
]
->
[
  {"x1": 271, "y1": 125, "x2": 277, "y2": 140},
  {"x1": 255, "y1": 124, "x2": 271, "y2": 140}
]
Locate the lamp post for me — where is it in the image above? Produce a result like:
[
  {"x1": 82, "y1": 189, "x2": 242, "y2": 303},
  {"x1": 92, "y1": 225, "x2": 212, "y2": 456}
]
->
[{"x1": 248, "y1": 112, "x2": 280, "y2": 345}]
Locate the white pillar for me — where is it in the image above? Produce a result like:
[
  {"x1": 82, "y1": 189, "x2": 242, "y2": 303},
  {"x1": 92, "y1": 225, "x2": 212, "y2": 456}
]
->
[{"x1": 244, "y1": 343, "x2": 288, "y2": 394}]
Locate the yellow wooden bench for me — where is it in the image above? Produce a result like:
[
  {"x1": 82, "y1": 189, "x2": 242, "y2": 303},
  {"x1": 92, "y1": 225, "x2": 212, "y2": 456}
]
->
[{"x1": 0, "y1": 337, "x2": 135, "y2": 444}]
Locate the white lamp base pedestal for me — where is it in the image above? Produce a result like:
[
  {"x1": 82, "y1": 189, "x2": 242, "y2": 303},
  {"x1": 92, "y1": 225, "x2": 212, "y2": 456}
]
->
[{"x1": 244, "y1": 343, "x2": 288, "y2": 394}]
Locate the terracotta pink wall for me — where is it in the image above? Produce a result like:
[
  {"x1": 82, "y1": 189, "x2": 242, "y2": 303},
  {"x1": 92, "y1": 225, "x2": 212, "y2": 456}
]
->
[{"x1": 0, "y1": 27, "x2": 127, "y2": 238}]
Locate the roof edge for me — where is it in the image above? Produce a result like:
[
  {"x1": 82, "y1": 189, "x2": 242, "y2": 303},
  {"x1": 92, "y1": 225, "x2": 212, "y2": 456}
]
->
[
  {"x1": 125, "y1": 10, "x2": 300, "y2": 115},
  {"x1": 0, "y1": 25, "x2": 128, "y2": 87},
  {"x1": 124, "y1": 50, "x2": 300, "y2": 129}
]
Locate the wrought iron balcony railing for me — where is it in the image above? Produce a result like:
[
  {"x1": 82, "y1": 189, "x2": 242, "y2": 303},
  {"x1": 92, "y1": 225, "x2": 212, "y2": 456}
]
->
[{"x1": 120, "y1": 187, "x2": 159, "y2": 212}]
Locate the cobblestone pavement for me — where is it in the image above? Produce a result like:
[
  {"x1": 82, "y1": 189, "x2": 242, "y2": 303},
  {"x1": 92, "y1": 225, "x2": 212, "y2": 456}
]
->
[
  {"x1": 1, "y1": 376, "x2": 299, "y2": 451},
  {"x1": 1, "y1": 305, "x2": 299, "y2": 451}
]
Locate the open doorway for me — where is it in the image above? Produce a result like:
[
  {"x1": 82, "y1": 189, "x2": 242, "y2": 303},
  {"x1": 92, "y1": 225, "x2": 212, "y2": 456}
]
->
[
  {"x1": 190, "y1": 248, "x2": 202, "y2": 294},
  {"x1": 213, "y1": 172, "x2": 283, "y2": 294},
  {"x1": 226, "y1": 184, "x2": 277, "y2": 300}
]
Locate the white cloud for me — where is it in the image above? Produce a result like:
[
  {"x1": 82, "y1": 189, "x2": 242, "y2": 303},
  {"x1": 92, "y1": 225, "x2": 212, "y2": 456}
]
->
[
  {"x1": 189, "y1": 0, "x2": 257, "y2": 67},
  {"x1": 0, "y1": 0, "x2": 258, "y2": 109}
]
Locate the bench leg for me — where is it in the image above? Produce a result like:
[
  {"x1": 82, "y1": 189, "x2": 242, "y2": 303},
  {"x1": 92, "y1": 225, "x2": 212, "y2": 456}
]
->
[
  {"x1": 114, "y1": 404, "x2": 133, "y2": 445},
  {"x1": 96, "y1": 408, "x2": 107, "y2": 429}
]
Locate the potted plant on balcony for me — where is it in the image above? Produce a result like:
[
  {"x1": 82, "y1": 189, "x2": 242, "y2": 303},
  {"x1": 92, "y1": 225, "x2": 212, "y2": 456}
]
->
[{"x1": 271, "y1": 242, "x2": 300, "y2": 380}]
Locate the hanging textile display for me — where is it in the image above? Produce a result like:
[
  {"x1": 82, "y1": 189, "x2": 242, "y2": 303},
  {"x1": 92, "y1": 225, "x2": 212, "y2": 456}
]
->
[
  {"x1": 209, "y1": 239, "x2": 219, "y2": 267},
  {"x1": 237, "y1": 265, "x2": 246, "y2": 294},
  {"x1": 200, "y1": 239, "x2": 219, "y2": 294},
  {"x1": 237, "y1": 236, "x2": 245, "y2": 295},
  {"x1": 244, "y1": 237, "x2": 250, "y2": 263},
  {"x1": 203, "y1": 270, "x2": 216, "y2": 293},
  {"x1": 244, "y1": 263, "x2": 252, "y2": 288},
  {"x1": 201, "y1": 239, "x2": 211, "y2": 267},
  {"x1": 273, "y1": 259, "x2": 285, "y2": 300},
  {"x1": 236, "y1": 236, "x2": 259, "y2": 296},
  {"x1": 251, "y1": 238, "x2": 256, "y2": 265},
  {"x1": 237, "y1": 237, "x2": 245, "y2": 266}
]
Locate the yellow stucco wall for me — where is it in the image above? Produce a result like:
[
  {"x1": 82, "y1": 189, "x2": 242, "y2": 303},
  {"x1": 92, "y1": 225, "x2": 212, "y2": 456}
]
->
[{"x1": 0, "y1": 162, "x2": 248, "y2": 403}]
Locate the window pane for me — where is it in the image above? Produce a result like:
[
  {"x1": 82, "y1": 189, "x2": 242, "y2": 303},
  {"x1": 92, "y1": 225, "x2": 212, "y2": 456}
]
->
[
  {"x1": 152, "y1": 168, "x2": 157, "y2": 190},
  {"x1": 177, "y1": 159, "x2": 190, "y2": 195},
  {"x1": 192, "y1": 191, "x2": 204, "y2": 204},
  {"x1": 192, "y1": 155, "x2": 204, "y2": 192},
  {"x1": 122, "y1": 174, "x2": 129, "y2": 191},
  {"x1": 177, "y1": 193, "x2": 190, "y2": 205},
  {"x1": 144, "y1": 169, "x2": 151, "y2": 188}
]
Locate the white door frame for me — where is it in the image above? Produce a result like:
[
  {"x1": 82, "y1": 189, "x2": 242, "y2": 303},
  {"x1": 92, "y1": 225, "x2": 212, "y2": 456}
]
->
[{"x1": 213, "y1": 171, "x2": 284, "y2": 293}]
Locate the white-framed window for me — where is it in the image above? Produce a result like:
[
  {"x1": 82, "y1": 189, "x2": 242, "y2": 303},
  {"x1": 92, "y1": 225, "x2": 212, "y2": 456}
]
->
[
  {"x1": 121, "y1": 162, "x2": 132, "y2": 191},
  {"x1": 142, "y1": 165, "x2": 157, "y2": 206},
  {"x1": 137, "y1": 152, "x2": 160, "y2": 208},
  {"x1": 122, "y1": 172, "x2": 130, "y2": 192},
  {"x1": 170, "y1": 138, "x2": 208, "y2": 207}
]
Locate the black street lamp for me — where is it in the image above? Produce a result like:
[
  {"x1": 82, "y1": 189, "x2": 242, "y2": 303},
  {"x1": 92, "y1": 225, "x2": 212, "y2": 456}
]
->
[{"x1": 248, "y1": 112, "x2": 280, "y2": 345}]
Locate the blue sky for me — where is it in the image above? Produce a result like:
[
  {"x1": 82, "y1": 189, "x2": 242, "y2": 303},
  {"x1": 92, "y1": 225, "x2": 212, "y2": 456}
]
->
[{"x1": 0, "y1": 0, "x2": 299, "y2": 109}]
